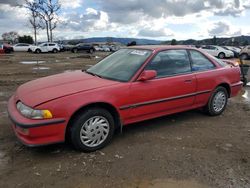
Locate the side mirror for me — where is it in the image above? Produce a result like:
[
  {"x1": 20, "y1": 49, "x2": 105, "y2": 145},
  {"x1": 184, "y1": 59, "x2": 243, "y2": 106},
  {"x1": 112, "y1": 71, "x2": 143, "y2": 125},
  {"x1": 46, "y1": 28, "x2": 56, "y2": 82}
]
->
[{"x1": 138, "y1": 70, "x2": 157, "y2": 81}]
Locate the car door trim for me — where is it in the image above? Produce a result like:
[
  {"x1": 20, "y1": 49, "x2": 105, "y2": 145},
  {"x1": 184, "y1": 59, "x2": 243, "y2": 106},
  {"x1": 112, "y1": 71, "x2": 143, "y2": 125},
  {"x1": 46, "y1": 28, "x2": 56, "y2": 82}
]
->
[{"x1": 119, "y1": 90, "x2": 211, "y2": 110}]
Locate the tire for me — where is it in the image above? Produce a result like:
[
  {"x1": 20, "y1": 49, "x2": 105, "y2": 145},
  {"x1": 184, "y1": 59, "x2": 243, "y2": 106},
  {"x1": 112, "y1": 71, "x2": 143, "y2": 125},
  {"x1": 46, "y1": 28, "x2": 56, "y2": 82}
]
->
[
  {"x1": 243, "y1": 77, "x2": 248, "y2": 86},
  {"x1": 204, "y1": 86, "x2": 228, "y2": 116},
  {"x1": 69, "y1": 108, "x2": 115, "y2": 152},
  {"x1": 35, "y1": 49, "x2": 41, "y2": 54},
  {"x1": 89, "y1": 49, "x2": 94, "y2": 54},
  {"x1": 240, "y1": 53, "x2": 248, "y2": 60},
  {"x1": 218, "y1": 52, "x2": 225, "y2": 59},
  {"x1": 52, "y1": 48, "x2": 58, "y2": 53},
  {"x1": 72, "y1": 48, "x2": 77, "y2": 53}
]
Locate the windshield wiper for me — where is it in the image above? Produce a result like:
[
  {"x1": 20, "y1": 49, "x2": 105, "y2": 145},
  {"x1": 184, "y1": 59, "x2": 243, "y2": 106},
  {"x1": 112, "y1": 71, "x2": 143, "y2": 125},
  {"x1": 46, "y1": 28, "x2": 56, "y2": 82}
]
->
[{"x1": 85, "y1": 70, "x2": 103, "y2": 78}]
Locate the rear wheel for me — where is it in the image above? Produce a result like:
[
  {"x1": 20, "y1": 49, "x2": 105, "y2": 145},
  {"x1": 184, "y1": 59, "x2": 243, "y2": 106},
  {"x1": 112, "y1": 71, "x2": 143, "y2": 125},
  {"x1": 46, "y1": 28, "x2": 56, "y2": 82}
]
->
[
  {"x1": 35, "y1": 49, "x2": 41, "y2": 53},
  {"x1": 218, "y1": 52, "x2": 225, "y2": 59},
  {"x1": 205, "y1": 86, "x2": 228, "y2": 116},
  {"x1": 89, "y1": 48, "x2": 94, "y2": 54},
  {"x1": 73, "y1": 48, "x2": 77, "y2": 53},
  {"x1": 69, "y1": 108, "x2": 115, "y2": 152}
]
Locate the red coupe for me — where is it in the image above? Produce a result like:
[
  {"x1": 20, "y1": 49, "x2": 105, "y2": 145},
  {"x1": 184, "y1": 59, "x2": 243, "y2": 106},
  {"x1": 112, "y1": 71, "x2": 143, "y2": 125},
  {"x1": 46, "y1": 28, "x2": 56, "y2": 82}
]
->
[{"x1": 8, "y1": 46, "x2": 242, "y2": 151}]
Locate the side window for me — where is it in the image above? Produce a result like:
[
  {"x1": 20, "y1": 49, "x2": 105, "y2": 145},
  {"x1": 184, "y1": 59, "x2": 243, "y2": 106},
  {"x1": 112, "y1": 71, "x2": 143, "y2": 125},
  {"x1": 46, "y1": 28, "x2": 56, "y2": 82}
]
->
[
  {"x1": 49, "y1": 44, "x2": 55, "y2": 46},
  {"x1": 189, "y1": 50, "x2": 215, "y2": 71},
  {"x1": 145, "y1": 50, "x2": 191, "y2": 78},
  {"x1": 210, "y1": 46, "x2": 216, "y2": 50}
]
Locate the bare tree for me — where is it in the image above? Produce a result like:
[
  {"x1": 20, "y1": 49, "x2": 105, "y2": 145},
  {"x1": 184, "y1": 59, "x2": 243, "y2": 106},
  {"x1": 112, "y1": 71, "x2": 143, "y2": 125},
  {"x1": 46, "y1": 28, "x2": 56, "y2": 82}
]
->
[
  {"x1": 24, "y1": 0, "x2": 43, "y2": 45},
  {"x1": 38, "y1": 0, "x2": 61, "y2": 42},
  {"x1": 2, "y1": 31, "x2": 19, "y2": 44}
]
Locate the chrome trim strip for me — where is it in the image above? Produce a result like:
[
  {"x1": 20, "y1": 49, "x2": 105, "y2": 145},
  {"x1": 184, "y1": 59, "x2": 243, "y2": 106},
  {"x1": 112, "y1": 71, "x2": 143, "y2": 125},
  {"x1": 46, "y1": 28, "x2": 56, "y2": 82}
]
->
[{"x1": 119, "y1": 90, "x2": 211, "y2": 110}]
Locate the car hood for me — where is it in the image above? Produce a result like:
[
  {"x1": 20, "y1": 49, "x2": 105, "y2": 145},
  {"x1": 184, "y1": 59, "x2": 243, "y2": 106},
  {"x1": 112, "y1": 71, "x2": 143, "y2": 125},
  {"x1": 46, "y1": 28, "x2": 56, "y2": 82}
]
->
[{"x1": 16, "y1": 70, "x2": 119, "y2": 107}]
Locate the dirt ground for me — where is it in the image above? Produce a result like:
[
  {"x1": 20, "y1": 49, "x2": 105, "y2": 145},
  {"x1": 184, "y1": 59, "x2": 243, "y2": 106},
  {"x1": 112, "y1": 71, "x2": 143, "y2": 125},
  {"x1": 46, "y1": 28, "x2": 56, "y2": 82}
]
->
[{"x1": 0, "y1": 52, "x2": 249, "y2": 188}]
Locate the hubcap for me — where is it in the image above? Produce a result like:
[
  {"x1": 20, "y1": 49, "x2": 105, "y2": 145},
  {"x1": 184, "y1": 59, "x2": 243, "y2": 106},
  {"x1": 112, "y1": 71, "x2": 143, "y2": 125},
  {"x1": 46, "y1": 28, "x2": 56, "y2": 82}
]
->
[
  {"x1": 80, "y1": 116, "x2": 110, "y2": 147},
  {"x1": 213, "y1": 91, "x2": 226, "y2": 112}
]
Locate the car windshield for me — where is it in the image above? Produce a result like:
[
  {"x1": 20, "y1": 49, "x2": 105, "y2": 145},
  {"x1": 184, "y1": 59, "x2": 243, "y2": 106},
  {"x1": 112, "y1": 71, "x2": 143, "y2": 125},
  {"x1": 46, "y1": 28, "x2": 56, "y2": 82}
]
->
[
  {"x1": 222, "y1": 47, "x2": 229, "y2": 50},
  {"x1": 86, "y1": 48, "x2": 152, "y2": 82},
  {"x1": 39, "y1": 43, "x2": 46, "y2": 46}
]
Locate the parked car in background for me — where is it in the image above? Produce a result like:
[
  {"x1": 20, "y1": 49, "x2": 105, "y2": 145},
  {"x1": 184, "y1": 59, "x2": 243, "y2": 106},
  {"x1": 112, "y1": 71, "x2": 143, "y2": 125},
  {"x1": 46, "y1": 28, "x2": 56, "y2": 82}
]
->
[
  {"x1": 71, "y1": 43, "x2": 95, "y2": 53},
  {"x1": 110, "y1": 45, "x2": 120, "y2": 52},
  {"x1": 13, "y1": 43, "x2": 34, "y2": 52},
  {"x1": 200, "y1": 45, "x2": 234, "y2": 59},
  {"x1": 94, "y1": 46, "x2": 101, "y2": 51},
  {"x1": 31, "y1": 42, "x2": 60, "y2": 53},
  {"x1": 240, "y1": 46, "x2": 250, "y2": 60},
  {"x1": 3, "y1": 44, "x2": 14, "y2": 53},
  {"x1": 99, "y1": 45, "x2": 110, "y2": 52},
  {"x1": 222, "y1": 46, "x2": 239, "y2": 58},
  {"x1": 0, "y1": 43, "x2": 4, "y2": 53},
  {"x1": 8, "y1": 46, "x2": 242, "y2": 152}
]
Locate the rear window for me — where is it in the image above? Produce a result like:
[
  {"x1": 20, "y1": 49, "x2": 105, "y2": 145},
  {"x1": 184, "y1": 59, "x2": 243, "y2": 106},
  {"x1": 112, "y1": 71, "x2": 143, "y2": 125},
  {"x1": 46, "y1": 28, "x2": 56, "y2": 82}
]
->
[
  {"x1": 208, "y1": 55, "x2": 228, "y2": 67},
  {"x1": 189, "y1": 50, "x2": 215, "y2": 71}
]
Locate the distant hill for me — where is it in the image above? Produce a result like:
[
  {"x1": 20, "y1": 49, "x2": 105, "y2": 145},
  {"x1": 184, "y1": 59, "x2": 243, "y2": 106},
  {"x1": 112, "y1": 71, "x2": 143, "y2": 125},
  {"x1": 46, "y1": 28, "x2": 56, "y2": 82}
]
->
[
  {"x1": 60, "y1": 35, "x2": 250, "y2": 46},
  {"x1": 82, "y1": 37, "x2": 162, "y2": 45},
  {"x1": 164, "y1": 35, "x2": 250, "y2": 46},
  {"x1": 61, "y1": 37, "x2": 162, "y2": 45}
]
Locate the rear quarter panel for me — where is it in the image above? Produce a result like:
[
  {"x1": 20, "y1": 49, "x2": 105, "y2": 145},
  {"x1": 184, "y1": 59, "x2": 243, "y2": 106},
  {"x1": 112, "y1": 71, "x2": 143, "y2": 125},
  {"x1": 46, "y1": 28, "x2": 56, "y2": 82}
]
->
[{"x1": 194, "y1": 66, "x2": 241, "y2": 106}]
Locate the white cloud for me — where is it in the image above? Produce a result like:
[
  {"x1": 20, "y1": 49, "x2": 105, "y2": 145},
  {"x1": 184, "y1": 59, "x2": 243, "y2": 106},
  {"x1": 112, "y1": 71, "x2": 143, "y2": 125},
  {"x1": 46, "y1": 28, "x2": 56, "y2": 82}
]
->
[{"x1": 59, "y1": 0, "x2": 82, "y2": 9}]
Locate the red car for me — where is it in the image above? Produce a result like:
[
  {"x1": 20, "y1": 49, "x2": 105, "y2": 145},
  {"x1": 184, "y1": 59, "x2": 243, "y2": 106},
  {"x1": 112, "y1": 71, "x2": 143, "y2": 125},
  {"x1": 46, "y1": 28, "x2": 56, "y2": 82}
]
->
[{"x1": 8, "y1": 46, "x2": 242, "y2": 151}]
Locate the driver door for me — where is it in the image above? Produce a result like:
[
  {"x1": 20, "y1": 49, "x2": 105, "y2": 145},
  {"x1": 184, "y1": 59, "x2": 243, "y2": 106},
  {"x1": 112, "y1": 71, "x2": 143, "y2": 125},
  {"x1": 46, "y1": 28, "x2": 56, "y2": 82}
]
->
[
  {"x1": 129, "y1": 49, "x2": 196, "y2": 119},
  {"x1": 40, "y1": 43, "x2": 48, "y2": 52}
]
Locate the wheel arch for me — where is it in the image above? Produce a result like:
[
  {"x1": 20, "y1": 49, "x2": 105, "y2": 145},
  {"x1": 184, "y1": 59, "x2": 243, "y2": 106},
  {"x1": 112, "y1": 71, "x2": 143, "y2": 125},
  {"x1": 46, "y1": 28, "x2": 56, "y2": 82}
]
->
[
  {"x1": 217, "y1": 83, "x2": 231, "y2": 97},
  {"x1": 65, "y1": 102, "x2": 122, "y2": 139}
]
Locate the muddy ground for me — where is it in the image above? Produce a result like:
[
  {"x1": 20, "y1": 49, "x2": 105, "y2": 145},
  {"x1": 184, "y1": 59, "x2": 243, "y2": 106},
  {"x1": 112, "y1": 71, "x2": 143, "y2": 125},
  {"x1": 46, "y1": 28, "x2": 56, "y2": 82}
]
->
[{"x1": 0, "y1": 52, "x2": 249, "y2": 188}]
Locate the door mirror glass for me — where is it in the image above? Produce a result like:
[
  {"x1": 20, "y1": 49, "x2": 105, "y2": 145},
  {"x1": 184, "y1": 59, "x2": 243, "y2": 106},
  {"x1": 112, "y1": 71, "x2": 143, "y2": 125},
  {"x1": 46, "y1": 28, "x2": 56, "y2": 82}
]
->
[{"x1": 138, "y1": 70, "x2": 157, "y2": 81}]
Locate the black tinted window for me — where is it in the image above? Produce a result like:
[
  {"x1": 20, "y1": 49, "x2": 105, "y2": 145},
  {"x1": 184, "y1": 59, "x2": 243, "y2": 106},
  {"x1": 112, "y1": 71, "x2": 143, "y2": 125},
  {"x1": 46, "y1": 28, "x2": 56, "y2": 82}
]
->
[
  {"x1": 189, "y1": 50, "x2": 215, "y2": 71},
  {"x1": 145, "y1": 50, "x2": 191, "y2": 78},
  {"x1": 202, "y1": 46, "x2": 209, "y2": 49},
  {"x1": 210, "y1": 46, "x2": 216, "y2": 50},
  {"x1": 49, "y1": 44, "x2": 55, "y2": 46}
]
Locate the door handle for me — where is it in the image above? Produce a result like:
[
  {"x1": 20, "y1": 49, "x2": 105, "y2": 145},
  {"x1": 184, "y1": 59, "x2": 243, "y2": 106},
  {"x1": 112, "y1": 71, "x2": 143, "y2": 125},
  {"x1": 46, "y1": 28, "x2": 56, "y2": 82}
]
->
[{"x1": 184, "y1": 79, "x2": 192, "y2": 83}]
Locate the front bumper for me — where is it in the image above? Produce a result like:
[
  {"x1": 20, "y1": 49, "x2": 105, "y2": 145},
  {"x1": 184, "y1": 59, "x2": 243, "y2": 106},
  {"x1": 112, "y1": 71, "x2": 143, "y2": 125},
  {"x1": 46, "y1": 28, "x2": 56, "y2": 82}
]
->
[{"x1": 7, "y1": 95, "x2": 67, "y2": 146}]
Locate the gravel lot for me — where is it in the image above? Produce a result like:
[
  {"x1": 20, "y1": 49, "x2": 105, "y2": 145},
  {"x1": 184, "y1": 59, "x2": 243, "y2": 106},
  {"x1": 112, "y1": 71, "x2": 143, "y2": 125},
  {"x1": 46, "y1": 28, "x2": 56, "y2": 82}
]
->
[{"x1": 0, "y1": 52, "x2": 249, "y2": 188}]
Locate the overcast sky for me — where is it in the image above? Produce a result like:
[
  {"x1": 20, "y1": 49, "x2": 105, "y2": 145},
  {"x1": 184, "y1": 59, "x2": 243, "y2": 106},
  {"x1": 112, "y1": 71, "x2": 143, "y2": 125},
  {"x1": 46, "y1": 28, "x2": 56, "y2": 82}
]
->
[{"x1": 0, "y1": 0, "x2": 250, "y2": 41}]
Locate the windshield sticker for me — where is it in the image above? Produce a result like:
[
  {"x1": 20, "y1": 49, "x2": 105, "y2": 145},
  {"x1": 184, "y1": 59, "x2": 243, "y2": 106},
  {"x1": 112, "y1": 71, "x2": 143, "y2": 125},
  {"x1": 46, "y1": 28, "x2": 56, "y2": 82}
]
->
[{"x1": 130, "y1": 50, "x2": 148, "y2": 56}]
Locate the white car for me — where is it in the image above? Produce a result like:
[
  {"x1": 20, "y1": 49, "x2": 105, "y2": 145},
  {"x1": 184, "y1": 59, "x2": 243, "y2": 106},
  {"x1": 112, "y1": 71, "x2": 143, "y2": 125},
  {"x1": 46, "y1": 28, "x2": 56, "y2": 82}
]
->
[
  {"x1": 225, "y1": 46, "x2": 241, "y2": 53},
  {"x1": 31, "y1": 42, "x2": 60, "y2": 53},
  {"x1": 13, "y1": 43, "x2": 34, "y2": 52},
  {"x1": 200, "y1": 45, "x2": 234, "y2": 59},
  {"x1": 100, "y1": 45, "x2": 110, "y2": 52}
]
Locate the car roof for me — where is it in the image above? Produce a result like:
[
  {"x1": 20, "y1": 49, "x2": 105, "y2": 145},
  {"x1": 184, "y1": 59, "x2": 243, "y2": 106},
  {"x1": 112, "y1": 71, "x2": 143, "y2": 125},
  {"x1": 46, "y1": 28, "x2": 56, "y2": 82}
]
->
[{"x1": 127, "y1": 45, "x2": 198, "y2": 51}]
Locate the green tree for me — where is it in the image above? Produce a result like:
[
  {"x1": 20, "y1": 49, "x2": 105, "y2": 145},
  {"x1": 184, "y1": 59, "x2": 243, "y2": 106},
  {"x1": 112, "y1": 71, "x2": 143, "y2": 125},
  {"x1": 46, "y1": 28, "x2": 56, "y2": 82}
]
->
[
  {"x1": 243, "y1": 40, "x2": 249, "y2": 46},
  {"x1": 18, "y1": 35, "x2": 34, "y2": 44},
  {"x1": 171, "y1": 39, "x2": 177, "y2": 45},
  {"x1": 212, "y1": 36, "x2": 217, "y2": 45}
]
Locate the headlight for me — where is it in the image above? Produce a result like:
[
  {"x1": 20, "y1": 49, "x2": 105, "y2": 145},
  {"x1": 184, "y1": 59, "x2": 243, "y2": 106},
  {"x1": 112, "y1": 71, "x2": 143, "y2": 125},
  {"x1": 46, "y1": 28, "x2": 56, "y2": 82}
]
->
[{"x1": 16, "y1": 102, "x2": 52, "y2": 119}]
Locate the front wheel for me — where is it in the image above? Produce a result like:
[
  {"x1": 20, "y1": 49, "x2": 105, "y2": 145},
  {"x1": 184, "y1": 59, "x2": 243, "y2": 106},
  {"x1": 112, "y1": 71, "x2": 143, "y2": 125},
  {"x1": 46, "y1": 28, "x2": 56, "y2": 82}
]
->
[
  {"x1": 218, "y1": 52, "x2": 225, "y2": 59},
  {"x1": 53, "y1": 48, "x2": 58, "y2": 53},
  {"x1": 70, "y1": 108, "x2": 115, "y2": 152},
  {"x1": 204, "y1": 86, "x2": 228, "y2": 116}
]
